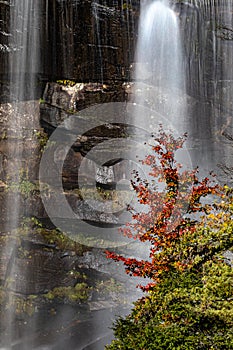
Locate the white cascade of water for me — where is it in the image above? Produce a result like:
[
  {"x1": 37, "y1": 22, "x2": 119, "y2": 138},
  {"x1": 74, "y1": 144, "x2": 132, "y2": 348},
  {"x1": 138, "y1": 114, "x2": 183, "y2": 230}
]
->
[
  {"x1": 184, "y1": 0, "x2": 233, "y2": 175},
  {"x1": 123, "y1": 0, "x2": 189, "y2": 263},
  {"x1": 0, "y1": 1, "x2": 41, "y2": 348},
  {"x1": 10, "y1": 0, "x2": 40, "y2": 102},
  {"x1": 211, "y1": 0, "x2": 233, "y2": 177},
  {"x1": 93, "y1": 1, "x2": 104, "y2": 84},
  {"x1": 133, "y1": 0, "x2": 186, "y2": 134}
]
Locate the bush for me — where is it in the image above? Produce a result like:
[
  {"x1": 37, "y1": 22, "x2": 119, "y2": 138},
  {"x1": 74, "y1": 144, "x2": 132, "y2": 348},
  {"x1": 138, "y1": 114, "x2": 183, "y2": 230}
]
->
[{"x1": 105, "y1": 128, "x2": 233, "y2": 349}]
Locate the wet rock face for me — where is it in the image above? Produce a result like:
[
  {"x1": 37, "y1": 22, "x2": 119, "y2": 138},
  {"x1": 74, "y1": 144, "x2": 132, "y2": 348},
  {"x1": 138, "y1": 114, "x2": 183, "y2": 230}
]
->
[
  {"x1": 0, "y1": 1, "x2": 10, "y2": 72},
  {"x1": 1, "y1": 1, "x2": 233, "y2": 89},
  {"x1": 41, "y1": 82, "x2": 127, "y2": 124},
  {"x1": 1, "y1": 0, "x2": 232, "y2": 105},
  {"x1": 39, "y1": 81, "x2": 135, "y2": 229},
  {"x1": 177, "y1": 1, "x2": 233, "y2": 106},
  {"x1": 0, "y1": 223, "x2": 138, "y2": 315},
  {"x1": 0, "y1": 80, "x2": 134, "y2": 334},
  {"x1": 40, "y1": 81, "x2": 130, "y2": 183},
  {"x1": 0, "y1": 102, "x2": 41, "y2": 179},
  {"x1": 0, "y1": 0, "x2": 139, "y2": 87},
  {"x1": 0, "y1": 101, "x2": 45, "y2": 230},
  {"x1": 0, "y1": 0, "x2": 168, "y2": 85},
  {"x1": 48, "y1": 0, "x2": 139, "y2": 81}
]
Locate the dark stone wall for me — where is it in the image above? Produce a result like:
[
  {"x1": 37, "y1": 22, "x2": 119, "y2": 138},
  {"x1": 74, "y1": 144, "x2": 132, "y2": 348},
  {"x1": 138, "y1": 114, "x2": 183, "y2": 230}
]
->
[
  {"x1": 0, "y1": 1, "x2": 140, "y2": 83},
  {"x1": 1, "y1": 0, "x2": 232, "y2": 100},
  {"x1": 43, "y1": 0, "x2": 140, "y2": 82}
]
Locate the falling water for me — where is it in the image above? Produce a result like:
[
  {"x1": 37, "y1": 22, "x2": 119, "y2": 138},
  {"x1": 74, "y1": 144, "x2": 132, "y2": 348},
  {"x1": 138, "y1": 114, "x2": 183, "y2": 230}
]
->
[
  {"x1": 120, "y1": 0, "x2": 189, "y2": 273},
  {"x1": 180, "y1": 0, "x2": 233, "y2": 176},
  {"x1": 92, "y1": 1, "x2": 104, "y2": 84},
  {"x1": 130, "y1": 0, "x2": 187, "y2": 175},
  {"x1": 209, "y1": 0, "x2": 233, "y2": 181},
  {"x1": 212, "y1": 0, "x2": 233, "y2": 178},
  {"x1": 133, "y1": 0, "x2": 186, "y2": 134},
  {"x1": 0, "y1": 0, "x2": 41, "y2": 348},
  {"x1": 9, "y1": 0, "x2": 40, "y2": 102},
  {"x1": 58, "y1": 1, "x2": 75, "y2": 78},
  {"x1": 208, "y1": 0, "x2": 233, "y2": 129}
]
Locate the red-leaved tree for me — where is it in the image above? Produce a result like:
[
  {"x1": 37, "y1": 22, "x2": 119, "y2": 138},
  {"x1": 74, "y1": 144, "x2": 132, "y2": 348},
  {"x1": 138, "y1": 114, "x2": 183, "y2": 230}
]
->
[{"x1": 106, "y1": 126, "x2": 219, "y2": 291}]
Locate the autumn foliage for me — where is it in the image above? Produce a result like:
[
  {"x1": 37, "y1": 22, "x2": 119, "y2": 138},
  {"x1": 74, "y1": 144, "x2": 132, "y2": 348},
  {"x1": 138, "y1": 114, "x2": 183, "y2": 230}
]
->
[
  {"x1": 106, "y1": 127, "x2": 218, "y2": 289},
  {"x1": 105, "y1": 127, "x2": 233, "y2": 349}
]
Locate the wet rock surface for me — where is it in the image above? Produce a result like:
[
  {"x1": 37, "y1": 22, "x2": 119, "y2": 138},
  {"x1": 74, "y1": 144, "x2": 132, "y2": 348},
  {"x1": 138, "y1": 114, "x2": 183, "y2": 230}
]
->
[
  {"x1": 39, "y1": 81, "x2": 141, "y2": 229},
  {"x1": 0, "y1": 100, "x2": 45, "y2": 230},
  {"x1": 0, "y1": 0, "x2": 139, "y2": 85},
  {"x1": 0, "y1": 88, "x2": 140, "y2": 348},
  {"x1": 0, "y1": 222, "x2": 142, "y2": 349}
]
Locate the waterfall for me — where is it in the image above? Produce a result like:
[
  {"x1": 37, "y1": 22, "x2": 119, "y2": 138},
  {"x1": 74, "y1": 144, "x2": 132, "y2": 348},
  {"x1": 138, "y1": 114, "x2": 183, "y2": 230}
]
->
[
  {"x1": 130, "y1": 0, "x2": 187, "y2": 175},
  {"x1": 92, "y1": 1, "x2": 104, "y2": 84},
  {"x1": 9, "y1": 0, "x2": 40, "y2": 102},
  {"x1": 121, "y1": 0, "x2": 189, "y2": 263},
  {"x1": 133, "y1": 0, "x2": 186, "y2": 134},
  {"x1": 179, "y1": 0, "x2": 233, "y2": 175},
  {"x1": 0, "y1": 1, "x2": 41, "y2": 348},
  {"x1": 208, "y1": 0, "x2": 233, "y2": 178},
  {"x1": 1, "y1": 0, "x2": 233, "y2": 348}
]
